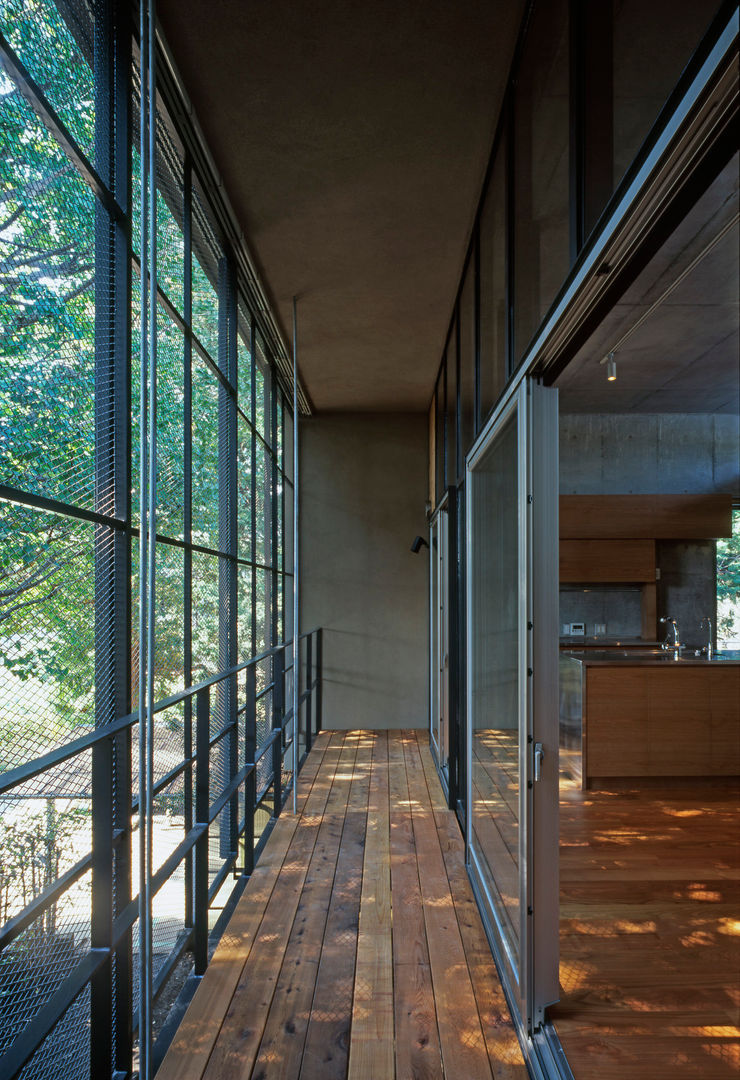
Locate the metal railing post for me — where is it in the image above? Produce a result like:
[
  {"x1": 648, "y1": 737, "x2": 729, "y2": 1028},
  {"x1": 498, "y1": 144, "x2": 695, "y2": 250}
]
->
[
  {"x1": 316, "y1": 628, "x2": 323, "y2": 734},
  {"x1": 305, "y1": 633, "x2": 313, "y2": 753},
  {"x1": 244, "y1": 665, "x2": 257, "y2": 876},
  {"x1": 272, "y1": 649, "x2": 284, "y2": 818},
  {"x1": 194, "y1": 687, "x2": 210, "y2": 975}
]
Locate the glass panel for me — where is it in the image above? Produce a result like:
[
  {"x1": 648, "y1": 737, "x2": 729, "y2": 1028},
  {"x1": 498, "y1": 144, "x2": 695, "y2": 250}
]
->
[
  {"x1": 479, "y1": 140, "x2": 508, "y2": 422},
  {"x1": 459, "y1": 260, "x2": 476, "y2": 455},
  {"x1": 434, "y1": 369, "x2": 445, "y2": 505},
  {"x1": 430, "y1": 519, "x2": 440, "y2": 756},
  {"x1": 612, "y1": 0, "x2": 719, "y2": 192},
  {"x1": 446, "y1": 339, "x2": 458, "y2": 485},
  {"x1": 514, "y1": 0, "x2": 570, "y2": 362},
  {"x1": 470, "y1": 408, "x2": 520, "y2": 964}
]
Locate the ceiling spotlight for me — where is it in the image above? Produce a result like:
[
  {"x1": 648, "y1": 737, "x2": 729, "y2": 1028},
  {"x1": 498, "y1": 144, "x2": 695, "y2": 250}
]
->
[{"x1": 606, "y1": 352, "x2": 617, "y2": 381}]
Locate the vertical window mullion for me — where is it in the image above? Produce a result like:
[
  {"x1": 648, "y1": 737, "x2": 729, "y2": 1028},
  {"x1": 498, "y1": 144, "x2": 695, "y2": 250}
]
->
[{"x1": 183, "y1": 154, "x2": 194, "y2": 928}]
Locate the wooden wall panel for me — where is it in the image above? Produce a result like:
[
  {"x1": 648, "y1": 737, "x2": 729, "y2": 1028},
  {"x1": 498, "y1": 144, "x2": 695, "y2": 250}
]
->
[{"x1": 560, "y1": 494, "x2": 733, "y2": 539}]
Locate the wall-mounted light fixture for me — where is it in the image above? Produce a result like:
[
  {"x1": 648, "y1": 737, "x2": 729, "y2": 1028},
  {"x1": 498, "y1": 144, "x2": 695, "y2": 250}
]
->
[{"x1": 410, "y1": 535, "x2": 429, "y2": 554}]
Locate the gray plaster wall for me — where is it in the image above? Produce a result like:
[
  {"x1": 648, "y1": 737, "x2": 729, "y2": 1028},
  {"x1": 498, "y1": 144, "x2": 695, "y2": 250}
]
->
[
  {"x1": 559, "y1": 413, "x2": 738, "y2": 648},
  {"x1": 299, "y1": 412, "x2": 428, "y2": 730}
]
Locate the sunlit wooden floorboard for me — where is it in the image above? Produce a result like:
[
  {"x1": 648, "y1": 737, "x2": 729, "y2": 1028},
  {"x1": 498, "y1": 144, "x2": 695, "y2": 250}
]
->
[
  {"x1": 158, "y1": 729, "x2": 526, "y2": 1080},
  {"x1": 553, "y1": 776, "x2": 740, "y2": 1080}
]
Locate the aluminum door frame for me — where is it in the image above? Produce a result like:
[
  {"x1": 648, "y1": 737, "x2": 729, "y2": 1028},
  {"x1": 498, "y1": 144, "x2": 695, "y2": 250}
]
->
[{"x1": 465, "y1": 377, "x2": 559, "y2": 1061}]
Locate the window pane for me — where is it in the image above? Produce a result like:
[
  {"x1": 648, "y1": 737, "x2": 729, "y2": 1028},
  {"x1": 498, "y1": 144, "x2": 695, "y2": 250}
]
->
[
  {"x1": 459, "y1": 260, "x2": 476, "y2": 455},
  {"x1": 479, "y1": 141, "x2": 508, "y2": 422},
  {"x1": 514, "y1": 0, "x2": 570, "y2": 362},
  {"x1": 470, "y1": 409, "x2": 521, "y2": 964}
]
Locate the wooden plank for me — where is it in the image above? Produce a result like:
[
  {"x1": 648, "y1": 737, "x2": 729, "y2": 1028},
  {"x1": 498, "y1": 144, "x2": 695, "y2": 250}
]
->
[
  {"x1": 403, "y1": 728, "x2": 436, "y2": 810},
  {"x1": 299, "y1": 796, "x2": 366, "y2": 1080},
  {"x1": 412, "y1": 810, "x2": 493, "y2": 1080},
  {"x1": 435, "y1": 812, "x2": 528, "y2": 1079},
  {"x1": 391, "y1": 808, "x2": 443, "y2": 1080},
  {"x1": 348, "y1": 731, "x2": 394, "y2": 1080},
  {"x1": 156, "y1": 734, "x2": 332, "y2": 1080},
  {"x1": 415, "y1": 730, "x2": 449, "y2": 812},
  {"x1": 556, "y1": 777, "x2": 740, "y2": 1080},
  {"x1": 200, "y1": 737, "x2": 342, "y2": 1080},
  {"x1": 388, "y1": 728, "x2": 411, "y2": 810},
  {"x1": 252, "y1": 768, "x2": 350, "y2": 1077},
  {"x1": 559, "y1": 493, "x2": 733, "y2": 539}
]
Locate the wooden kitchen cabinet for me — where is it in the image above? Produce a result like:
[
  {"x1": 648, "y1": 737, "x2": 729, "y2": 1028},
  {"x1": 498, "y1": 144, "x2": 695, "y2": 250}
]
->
[
  {"x1": 583, "y1": 662, "x2": 740, "y2": 782},
  {"x1": 559, "y1": 539, "x2": 655, "y2": 582}
]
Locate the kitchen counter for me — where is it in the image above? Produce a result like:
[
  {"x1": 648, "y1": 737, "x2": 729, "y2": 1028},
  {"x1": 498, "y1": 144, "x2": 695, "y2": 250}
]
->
[
  {"x1": 560, "y1": 651, "x2": 740, "y2": 787},
  {"x1": 561, "y1": 649, "x2": 740, "y2": 666}
]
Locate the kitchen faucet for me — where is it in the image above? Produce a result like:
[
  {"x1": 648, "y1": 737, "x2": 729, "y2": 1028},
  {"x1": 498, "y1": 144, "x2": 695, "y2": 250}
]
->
[
  {"x1": 700, "y1": 617, "x2": 713, "y2": 661},
  {"x1": 660, "y1": 616, "x2": 682, "y2": 658}
]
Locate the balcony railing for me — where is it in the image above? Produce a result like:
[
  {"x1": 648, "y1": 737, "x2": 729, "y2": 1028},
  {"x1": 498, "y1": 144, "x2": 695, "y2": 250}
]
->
[{"x1": 0, "y1": 627, "x2": 323, "y2": 1080}]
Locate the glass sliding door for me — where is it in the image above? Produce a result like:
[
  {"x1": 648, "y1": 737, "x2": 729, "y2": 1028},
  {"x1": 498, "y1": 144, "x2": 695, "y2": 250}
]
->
[
  {"x1": 466, "y1": 379, "x2": 559, "y2": 1045},
  {"x1": 430, "y1": 499, "x2": 450, "y2": 780}
]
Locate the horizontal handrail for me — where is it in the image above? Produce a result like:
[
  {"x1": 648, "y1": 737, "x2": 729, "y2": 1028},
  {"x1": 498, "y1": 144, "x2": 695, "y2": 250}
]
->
[
  {"x1": 0, "y1": 630, "x2": 319, "y2": 798},
  {"x1": 0, "y1": 625, "x2": 323, "y2": 1080}
]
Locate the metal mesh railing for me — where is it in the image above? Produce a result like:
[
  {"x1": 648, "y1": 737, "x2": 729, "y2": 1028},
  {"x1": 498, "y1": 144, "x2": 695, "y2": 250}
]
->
[{"x1": 0, "y1": 2, "x2": 300, "y2": 1078}]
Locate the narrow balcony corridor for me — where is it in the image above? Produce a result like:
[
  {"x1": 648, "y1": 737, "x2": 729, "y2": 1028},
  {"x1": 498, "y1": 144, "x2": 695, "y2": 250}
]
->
[{"x1": 158, "y1": 729, "x2": 527, "y2": 1080}]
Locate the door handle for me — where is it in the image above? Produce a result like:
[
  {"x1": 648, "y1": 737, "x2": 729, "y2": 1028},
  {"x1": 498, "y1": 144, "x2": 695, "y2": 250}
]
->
[{"x1": 534, "y1": 742, "x2": 544, "y2": 783}]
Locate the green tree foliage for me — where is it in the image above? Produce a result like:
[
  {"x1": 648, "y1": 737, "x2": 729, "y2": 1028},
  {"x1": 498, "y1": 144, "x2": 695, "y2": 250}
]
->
[{"x1": 717, "y1": 508, "x2": 740, "y2": 645}]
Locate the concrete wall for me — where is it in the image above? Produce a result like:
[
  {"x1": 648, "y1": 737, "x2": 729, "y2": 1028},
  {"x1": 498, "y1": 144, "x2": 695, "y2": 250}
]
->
[
  {"x1": 559, "y1": 413, "x2": 738, "y2": 648},
  {"x1": 299, "y1": 412, "x2": 428, "y2": 730},
  {"x1": 559, "y1": 413, "x2": 739, "y2": 496}
]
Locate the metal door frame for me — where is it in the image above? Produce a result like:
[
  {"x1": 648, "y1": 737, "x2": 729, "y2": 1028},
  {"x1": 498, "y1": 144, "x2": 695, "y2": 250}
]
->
[{"x1": 465, "y1": 377, "x2": 559, "y2": 1066}]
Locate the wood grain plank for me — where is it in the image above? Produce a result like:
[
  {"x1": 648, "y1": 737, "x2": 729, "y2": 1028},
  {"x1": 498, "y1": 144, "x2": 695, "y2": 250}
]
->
[
  {"x1": 299, "y1": 801, "x2": 366, "y2": 1080},
  {"x1": 391, "y1": 810, "x2": 443, "y2": 1080},
  {"x1": 412, "y1": 809, "x2": 493, "y2": 1080},
  {"x1": 416, "y1": 730, "x2": 450, "y2": 812},
  {"x1": 200, "y1": 736, "x2": 342, "y2": 1080},
  {"x1": 348, "y1": 731, "x2": 394, "y2": 1080},
  {"x1": 156, "y1": 734, "x2": 332, "y2": 1080}
]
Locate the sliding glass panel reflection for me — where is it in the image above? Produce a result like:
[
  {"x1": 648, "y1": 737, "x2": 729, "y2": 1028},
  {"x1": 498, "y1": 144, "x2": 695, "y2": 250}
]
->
[{"x1": 469, "y1": 403, "x2": 522, "y2": 969}]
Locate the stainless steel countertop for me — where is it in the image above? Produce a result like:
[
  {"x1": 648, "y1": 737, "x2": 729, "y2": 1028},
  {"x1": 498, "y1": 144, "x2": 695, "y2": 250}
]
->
[{"x1": 560, "y1": 649, "x2": 740, "y2": 666}]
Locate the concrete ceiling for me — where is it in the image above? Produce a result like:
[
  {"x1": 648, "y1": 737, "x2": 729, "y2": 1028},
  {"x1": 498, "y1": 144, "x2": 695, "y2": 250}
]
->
[
  {"x1": 556, "y1": 155, "x2": 740, "y2": 415},
  {"x1": 157, "y1": 0, "x2": 525, "y2": 413}
]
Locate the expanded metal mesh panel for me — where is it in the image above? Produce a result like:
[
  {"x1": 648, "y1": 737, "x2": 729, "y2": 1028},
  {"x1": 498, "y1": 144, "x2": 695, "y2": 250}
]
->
[
  {"x1": 191, "y1": 355, "x2": 219, "y2": 550},
  {"x1": 130, "y1": 301, "x2": 185, "y2": 540},
  {"x1": 151, "y1": 705, "x2": 185, "y2": 791},
  {"x1": 237, "y1": 564, "x2": 252, "y2": 663},
  {"x1": 237, "y1": 321, "x2": 252, "y2": 418},
  {"x1": 191, "y1": 550, "x2": 219, "y2": 684},
  {"x1": 151, "y1": 767, "x2": 186, "y2": 874},
  {"x1": 191, "y1": 253, "x2": 217, "y2": 363},
  {"x1": 236, "y1": 416, "x2": 253, "y2": 565},
  {"x1": 253, "y1": 440, "x2": 267, "y2": 568},
  {"x1": 254, "y1": 568, "x2": 271, "y2": 656},
  {"x1": 254, "y1": 355, "x2": 266, "y2": 439},
  {"x1": 0, "y1": 85, "x2": 98, "y2": 511},
  {"x1": 0, "y1": 0, "x2": 95, "y2": 162},
  {"x1": 0, "y1": 869, "x2": 91, "y2": 1067},
  {"x1": 0, "y1": 504, "x2": 97, "y2": 771},
  {"x1": 17, "y1": 984, "x2": 90, "y2": 1080},
  {"x1": 130, "y1": 541, "x2": 185, "y2": 712},
  {"x1": 0, "y1": 794, "x2": 91, "y2": 921}
]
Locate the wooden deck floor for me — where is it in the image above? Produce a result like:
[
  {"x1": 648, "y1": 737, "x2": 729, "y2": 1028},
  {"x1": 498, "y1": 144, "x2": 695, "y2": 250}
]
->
[
  {"x1": 158, "y1": 730, "x2": 527, "y2": 1080},
  {"x1": 553, "y1": 777, "x2": 740, "y2": 1080}
]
